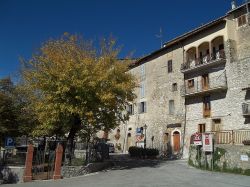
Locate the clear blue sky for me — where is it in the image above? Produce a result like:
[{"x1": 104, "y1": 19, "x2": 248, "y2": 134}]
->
[{"x1": 0, "y1": 0, "x2": 241, "y2": 79}]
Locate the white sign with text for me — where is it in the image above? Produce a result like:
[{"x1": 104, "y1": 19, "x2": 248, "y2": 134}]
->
[{"x1": 202, "y1": 133, "x2": 213, "y2": 152}]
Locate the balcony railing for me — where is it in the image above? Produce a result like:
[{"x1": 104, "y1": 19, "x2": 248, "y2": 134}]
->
[
  {"x1": 181, "y1": 50, "x2": 226, "y2": 73},
  {"x1": 242, "y1": 102, "x2": 250, "y2": 116},
  {"x1": 208, "y1": 129, "x2": 250, "y2": 145},
  {"x1": 181, "y1": 71, "x2": 227, "y2": 97}
]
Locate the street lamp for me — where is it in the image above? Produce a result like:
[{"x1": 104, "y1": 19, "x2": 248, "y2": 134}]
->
[{"x1": 143, "y1": 124, "x2": 148, "y2": 149}]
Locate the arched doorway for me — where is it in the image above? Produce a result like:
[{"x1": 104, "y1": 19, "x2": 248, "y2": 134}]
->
[
  {"x1": 173, "y1": 131, "x2": 180, "y2": 153},
  {"x1": 126, "y1": 133, "x2": 132, "y2": 151}
]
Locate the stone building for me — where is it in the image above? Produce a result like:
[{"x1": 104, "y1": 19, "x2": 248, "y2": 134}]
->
[{"x1": 106, "y1": 2, "x2": 250, "y2": 158}]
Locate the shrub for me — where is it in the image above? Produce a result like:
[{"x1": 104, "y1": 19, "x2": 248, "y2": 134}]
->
[
  {"x1": 128, "y1": 146, "x2": 159, "y2": 158},
  {"x1": 242, "y1": 140, "x2": 250, "y2": 145},
  {"x1": 128, "y1": 146, "x2": 144, "y2": 157}
]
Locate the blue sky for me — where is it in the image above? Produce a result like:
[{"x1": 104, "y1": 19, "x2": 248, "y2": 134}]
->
[{"x1": 0, "y1": 0, "x2": 240, "y2": 79}]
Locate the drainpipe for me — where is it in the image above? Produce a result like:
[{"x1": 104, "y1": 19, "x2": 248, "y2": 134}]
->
[{"x1": 181, "y1": 43, "x2": 187, "y2": 158}]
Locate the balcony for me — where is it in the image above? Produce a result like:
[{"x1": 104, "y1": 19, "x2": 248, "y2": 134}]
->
[
  {"x1": 181, "y1": 72, "x2": 227, "y2": 97},
  {"x1": 242, "y1": 103, "x2": 250, "y2": 117},
  {"x1": 181, "y1": 50, "x2": 226, "y2": 73}
]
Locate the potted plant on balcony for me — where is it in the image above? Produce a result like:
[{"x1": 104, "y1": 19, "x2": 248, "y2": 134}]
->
[{"x1": 242, "y1": 140, "x2": 250, "y2": 146}]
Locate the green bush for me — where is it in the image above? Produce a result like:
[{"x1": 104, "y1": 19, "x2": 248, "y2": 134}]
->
[
  {"x1": 242, "y1": 140, "x2": 250, "y2": 145},
  {"x1": 128, "y1": 146, "x2": 159, "y2": 158}
]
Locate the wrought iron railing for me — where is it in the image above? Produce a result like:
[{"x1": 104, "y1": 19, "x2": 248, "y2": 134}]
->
[
  {"x1": 0, "y1": 149, "x2": 27, "y2": 166},
  {"x1": 181, "y1": 50, "x2": 226, "y2": 71}
]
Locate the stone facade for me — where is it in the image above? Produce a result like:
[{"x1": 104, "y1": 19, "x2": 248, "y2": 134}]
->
[
  {"x1": 182, "y1": 6, "x2": 250, "y2": 158},
  {"x1": 109, "y1": 46, "x2": 186, "y2": 156},
  {"x1": 106, "y1": 3, "x2": 250, "y2": 158},
  {"x1": 189, "y1": 144, "x2": 250, "y2": 175}
]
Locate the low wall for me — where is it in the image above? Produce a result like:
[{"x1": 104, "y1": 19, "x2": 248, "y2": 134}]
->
[
  {"x1": 189, "y1": 144, "x2": 250, "y2": 175},
  {"x1": 62, "y1": 161, "x2": 113, "y2": 178},
  {"x1": 0, "y1": 166, "x2": 24, "y2": 184}
]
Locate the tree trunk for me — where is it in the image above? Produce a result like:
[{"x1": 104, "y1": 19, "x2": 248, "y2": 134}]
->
[
  {"x1": 66, "y1": 116, "x2": 81, "y2": 165},
  {"x1": 85, "y1": 137, "x2": 90, "y2": 165}
]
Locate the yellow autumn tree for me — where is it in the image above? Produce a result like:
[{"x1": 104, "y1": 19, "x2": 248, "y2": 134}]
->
[{"x1": 21, "y1": 33, "x2": 137, "y2": 153}]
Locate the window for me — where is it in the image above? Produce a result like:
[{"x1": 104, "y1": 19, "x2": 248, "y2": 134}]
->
[
  {"x1": 168, "y1": 60, "x2": 173, "y2": 73},
  {"x1": 212, "y1": 119, "x2": 222, "y2": 132},
  {"x1": 140, "y1": 82, "x2": 145, "y2": 98},
  {"x1": 140, "y1": 64, "x2": 146, "y2": 80},
  {"x1": 188, "y1": 79, "x2": 194, "y2": 88},
  {"x1": 201, "y1": 74, "x2": 209, "y2": 90},
  {"x1": 139, "y1": 101, "x2": 146, "y2": 113},
  {"x1": 198, "y1": 124, "x2": 206, "y2": 133},
  {"x1": 238, "y1": 14, "x2": 247, "y2": 27},
  {"x1": 169, "y1": 100, "x2": 175, "y2": 115},
  {"x1": 203, "y1": 96, "x2": 211, "y2": 118},
  {"x1": 172, "y1": 83, "x2": 178, "y2": 92},
  {"x1": 127, "y1": 104, "x2": 134, "y2": 115}
]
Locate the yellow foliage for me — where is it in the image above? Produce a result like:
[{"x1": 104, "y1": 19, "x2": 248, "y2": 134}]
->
[{"x1": 21, "y1": 34, "x2": 137, "y2": 136}]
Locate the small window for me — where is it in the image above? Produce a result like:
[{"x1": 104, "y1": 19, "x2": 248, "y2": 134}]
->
[
  {"x1": 140, "y1": 64, "x2": 146, "y2": 80},
  {"x1": 238, "y1": 14, "x2": 247, "y2": 27},
  {"x1": 198, "y1": 124, "x2": 206, "y2": 133},
  {"x1": 188, "y1": 79, "x2": 194, "y2": 88},
  {"x1": 172, "y1": 83, "x2": 177, "y2": 92},
  {"x1": 168, "y1": 60, "x2": 173, "y2": 73},
  {"x1": 141, "y1": 64, "x2": 145, "y2": 75},
  {"x1": 139, "y1": 101, "x2": 146, "y2": 113},
  {"x1": 140, "y1": 82, "x2": 145, "y2": 98},
  {"x1": 203, "y1": 96, "x2": 211, "y2": 118},
  {"x1": 127, "y1": 104, "x2": 134, "y2": 115},
  {"x1": 212, "y1": 119, "x2": 222, "y2": 132},
  {"x1": 169, "y1": 100, "x2": 175, "y2": 115}
]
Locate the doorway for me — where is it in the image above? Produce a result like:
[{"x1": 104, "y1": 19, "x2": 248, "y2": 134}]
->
[
  {"x1": 126, "y1": 133, "x2": 132, "y2": 151},
  {"x1": 202, "y1": 74, "x2": 209, "y2": 90},
  {"x1": 173, "y1": 131, "x2": 180, "y2": 153}
]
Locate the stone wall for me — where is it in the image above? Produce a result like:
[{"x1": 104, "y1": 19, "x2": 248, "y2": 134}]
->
[
  {"x1": 0, "y1": 166, "x2": 24, "y2": 184},
  {"x1": 107, "y1": 45, "x2": 185, "y2": 155},
  {"x1": 62, "y1": 161, "x2": 113, "y2": 178},
  {"x1": 189, "y1": 144, "x2": 250, "y2": 176}
]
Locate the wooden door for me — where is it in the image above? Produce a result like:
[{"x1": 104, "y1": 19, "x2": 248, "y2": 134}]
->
[
  {"x1": 173, "y1": 132, "x2": 180, "y2": 153},
  {"x1": 202, "y1": 74, "x2": 209, "y2": 90}
]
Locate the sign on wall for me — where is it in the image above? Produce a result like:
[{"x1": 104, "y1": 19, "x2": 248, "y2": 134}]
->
[
  {"x1": 240, "y1": 155, "x2": 249, "y2": 162},
  {"x1": 193, "y1": 133, "x2": 202, "y2": 146},
  {"x1": 202, "y1": 133, "x2": 213, "y2": 152}
]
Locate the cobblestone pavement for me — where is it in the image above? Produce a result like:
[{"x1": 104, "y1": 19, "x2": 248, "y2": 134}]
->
[{"x1": 3, "y1": 154, "x2": 250, "y2": 187}]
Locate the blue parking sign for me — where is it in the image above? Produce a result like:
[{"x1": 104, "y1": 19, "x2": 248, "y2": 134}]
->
[{"x1": 5, "y1": 137, "x2": 15, "y2": 148}]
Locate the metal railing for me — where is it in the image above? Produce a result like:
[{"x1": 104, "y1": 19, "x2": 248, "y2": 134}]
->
[
  {"x1": 181, "y1": 71, "x2": 227, "y2": 96},
  {"x1": 0, "y1": 149, "x2": 27, "y2": 166},
  {"x1": 181, "y1": 50, "x2": 226, "y2": 71},
  {"x1": 209, "y1": 129, "x2": 250, "y2": 145}
]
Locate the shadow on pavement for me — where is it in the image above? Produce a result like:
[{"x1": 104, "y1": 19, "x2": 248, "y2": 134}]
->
[{"x1": 105, "y1": 154, "x2": 169, "y2": 171}]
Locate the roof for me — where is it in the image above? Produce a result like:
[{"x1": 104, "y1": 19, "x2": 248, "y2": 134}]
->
[
  {"x1": 131, "y1": 16, "x2": 226, "y2": 67},
  {"x1": 131, "y1": 2, "x2": 250, "y2": 68}
]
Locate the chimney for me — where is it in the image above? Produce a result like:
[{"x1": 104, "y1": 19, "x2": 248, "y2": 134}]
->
[{"x1": 231, "y1": 0, "x2": 237, "y2": 9}]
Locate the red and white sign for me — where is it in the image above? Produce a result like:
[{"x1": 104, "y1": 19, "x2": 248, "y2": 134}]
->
[
  {"x1": 202, "y1": 133, "x2": 213, "y2": 152},
  {"x1": 193, "y1": 133, "x2": 202, "y2": 145},
  {"x1": 136, "y1": 135, "x2": 144, "y2": 142}
]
